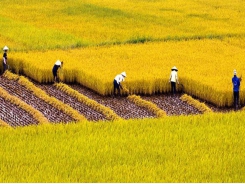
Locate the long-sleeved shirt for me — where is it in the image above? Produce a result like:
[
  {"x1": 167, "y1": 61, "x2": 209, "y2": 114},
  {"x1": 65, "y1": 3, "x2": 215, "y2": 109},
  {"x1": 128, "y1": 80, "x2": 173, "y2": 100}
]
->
[
  {"x1": 114, "y1": 74, "x2": 125, "y2": 84},
  {"x1": 3, "y1": 52, "x2": 7, "y2": 64},
  {"x1": 232, "y1": 75, "x2": 240, "y2": 92},
  {"x1": 170, "y1": 70, "x2": 178, "y2": 83}
]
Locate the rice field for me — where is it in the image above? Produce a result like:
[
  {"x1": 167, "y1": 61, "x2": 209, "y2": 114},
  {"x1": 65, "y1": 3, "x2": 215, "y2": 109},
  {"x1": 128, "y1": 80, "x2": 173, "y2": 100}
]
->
[
  {"x1": 1, "y1": 0, "x2": 245, "y2": 182},
  {"x1": 7, "y1": 38, "x2": 245, "y2": 107},
  {"x1": 1, "y1": 113, "x2": 245, "y2": 182},
  {"x1": 1, "y1": 0, "x2": 245, "y2": 50}
]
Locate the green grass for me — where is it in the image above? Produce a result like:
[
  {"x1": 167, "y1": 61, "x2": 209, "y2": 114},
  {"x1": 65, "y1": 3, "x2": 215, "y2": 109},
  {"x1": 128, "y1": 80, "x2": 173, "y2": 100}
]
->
[{"x1": 1, "y1": 112, "x2": 245, "y2": 182}]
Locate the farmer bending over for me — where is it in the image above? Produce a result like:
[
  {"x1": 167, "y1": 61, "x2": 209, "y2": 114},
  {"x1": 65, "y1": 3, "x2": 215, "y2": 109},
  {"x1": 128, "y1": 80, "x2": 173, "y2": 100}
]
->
[
  {"x1": 232, "y1": 69, "x2": 241, "y2": 110},
  {"x1": 169, "y1": 66, "x2": 179, "y2": 94},
  {"x1": 52, "y1": 60, "x2": 63, "y2": 83},
  {"x1": 2, "y1": 46, "x2": 9, "y2": 74},
  {"x1": 113, "y1": 72, "x2": 126, "y2": 96}
]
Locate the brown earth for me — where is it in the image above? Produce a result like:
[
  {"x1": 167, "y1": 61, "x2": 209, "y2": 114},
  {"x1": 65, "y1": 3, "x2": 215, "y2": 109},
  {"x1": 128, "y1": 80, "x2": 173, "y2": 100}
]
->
[
  {"x1": 70, "y1": 84, "x2": 157, "y2": 119},
  {"x1": 34, "y1": 83, "x2": 107, "y2": 121},
  {"x1": 0, "y1": 75, "x2": 236, "y2": 127},
  {"x1": 0, "y1": 96, "x2": 38, "y2": 127},
  {"x1": 0, "y1": 76, "x2": 74, "y2": 124}
]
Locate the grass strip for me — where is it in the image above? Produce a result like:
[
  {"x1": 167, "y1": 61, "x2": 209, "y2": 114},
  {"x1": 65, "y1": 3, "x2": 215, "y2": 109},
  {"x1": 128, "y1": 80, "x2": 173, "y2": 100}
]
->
[
  {"x1": 127, "y1": 94, "x2": 166, "y2": 118},
  {"x1": 180, "y1": 94, "x2": 212, "y2": 114},
  {"x1": 55, "y1": 83, "x2": 121, "y2": 121},
  {"x1": 4, "y1": 71, "x2": 86, "y2": 122}
]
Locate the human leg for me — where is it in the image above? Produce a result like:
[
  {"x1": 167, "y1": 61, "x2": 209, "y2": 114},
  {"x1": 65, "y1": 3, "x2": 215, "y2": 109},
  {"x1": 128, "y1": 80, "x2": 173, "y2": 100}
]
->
[
  {"x1": 171, "y1": 82, "x2": 176, "y2": 94},
  {"x1": 52, "y1": 70, "x2": 57, "y2": 82},
  {"x1": 234, "y1": 91, "x2": 239, "y2": 110},
  {"x1": 113, "y1": 80, "x2": 119, "y2": 95}
]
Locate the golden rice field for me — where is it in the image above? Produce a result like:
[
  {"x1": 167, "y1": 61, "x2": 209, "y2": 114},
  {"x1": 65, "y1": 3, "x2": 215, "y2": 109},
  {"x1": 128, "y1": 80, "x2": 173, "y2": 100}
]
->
[
  {"x1": 1, "y1": 0, "x2": 245, "y2": 106},
  {"x1": 7, "y1": 37, "x2": 245, "y2": 107},
  {"x1": 1, "y1": 113, "x2": 245, "y2": 182},
  {"x1": 1, "y1": 0, "x2": 245, "y2": 182},
  {"x1": 0, "y1": 0, "x2": 245, "y2": 50}
]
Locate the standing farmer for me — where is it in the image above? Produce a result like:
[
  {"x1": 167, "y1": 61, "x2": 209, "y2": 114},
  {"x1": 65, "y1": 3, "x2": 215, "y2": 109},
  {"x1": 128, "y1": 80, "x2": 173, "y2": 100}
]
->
[
  {"x1": 169, "y1": 66, "x2": 179, "y2": 94},
  {"x1": 113, "y1": 72, "x2": 126, "y2": 96},
  {"x1": 2, "y1": 46, "x2": 9, "y2": 74},
  {"x1": 232, "y1": 69, "x2": 241, "y2": 110},
  {"x1": 52, "y1": 60, "x2": 63, "y2": 83}
]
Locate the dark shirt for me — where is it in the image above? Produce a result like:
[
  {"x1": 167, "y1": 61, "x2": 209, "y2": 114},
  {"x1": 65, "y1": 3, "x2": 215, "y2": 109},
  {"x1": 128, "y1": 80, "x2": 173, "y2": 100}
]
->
[
  {"x1": 52, "y1": 64, "x2": 61, "y2": 73},
  {"x1": 3, "y1": 52, "x2": 7, "y2": 60},
  {"x1": 232, "y1": 75, "x2": 240, "y2": 92}
]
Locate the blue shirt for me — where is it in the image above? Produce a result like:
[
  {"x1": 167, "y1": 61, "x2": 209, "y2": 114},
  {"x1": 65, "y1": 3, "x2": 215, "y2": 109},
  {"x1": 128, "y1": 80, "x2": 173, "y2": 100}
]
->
[{"x1": 232, "y1": 75, "x2": 240, "y2": 92}]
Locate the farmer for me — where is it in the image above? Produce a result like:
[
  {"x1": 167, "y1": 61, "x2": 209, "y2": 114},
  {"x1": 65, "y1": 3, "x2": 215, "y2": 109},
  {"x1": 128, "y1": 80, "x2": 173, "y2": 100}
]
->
[
  {"x1": 169, "y1": 66, "x2": 179, "y2": 94},
  {"x1": 232, "y1": 69, "x2": 241, "y2": 110},
  {"x1": 113, "y1": 71, "x2": 126, "y2": 96},
  {"x1": 52, "y1": 60, "x2": 63, "y2": 83},
  {"x1": 2, "y1": 46, "x2": 9, "y2": 74}
]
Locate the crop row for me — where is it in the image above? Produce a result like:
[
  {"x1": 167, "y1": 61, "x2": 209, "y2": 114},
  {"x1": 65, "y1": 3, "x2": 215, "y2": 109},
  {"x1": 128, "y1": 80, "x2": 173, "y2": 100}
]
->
[
  {"x1": 0, "y1": 85, "x2": 48, "y2": 126},
  {"x1": 0, "y1": 71, "x2": 234, "y2": 127},
  {"x1": 4, "y1": 71, "x2": 85, "y2": 122},
  {"x1": 7, "y1": 38, "x2": 245, "y2": 107}
]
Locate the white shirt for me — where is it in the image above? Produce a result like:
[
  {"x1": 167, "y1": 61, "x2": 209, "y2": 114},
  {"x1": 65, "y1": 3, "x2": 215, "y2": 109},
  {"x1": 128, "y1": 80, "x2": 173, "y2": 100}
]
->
[
  {"x1": 170, "y1": 71, "x2": 178, "y2": 82},
  {"x1": 55, "y1": 60, "x2": 62, "y2": 66},
  {"x1": 114, "y1": 74, "x2": 125, "y2": 84}
]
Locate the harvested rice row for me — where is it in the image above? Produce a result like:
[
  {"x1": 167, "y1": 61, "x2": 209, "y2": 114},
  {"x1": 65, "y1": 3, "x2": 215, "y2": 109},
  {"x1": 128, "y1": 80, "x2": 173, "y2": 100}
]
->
[
  {"x1": 127, "y1": 94, "x2": 166, "y2": 118},
  {"x1": 55, "y1": 83, "x2": 121, "y2": 121},
  {"x1": 4, "y1": 71, "x2": 86, "y2": 122},
  {"x1": 0, "y1": 118, "x2": 11, "y2": 128},
  {"x1": 0, "y1": 86, "x2": 49, "y2": 125},
  {"x1": 180, "y1": 94, "x2": 212, "y2": 114}
]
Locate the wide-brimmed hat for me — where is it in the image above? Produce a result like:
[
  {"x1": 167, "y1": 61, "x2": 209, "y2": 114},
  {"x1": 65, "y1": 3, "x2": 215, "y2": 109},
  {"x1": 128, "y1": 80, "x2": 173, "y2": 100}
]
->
[
  {"x1": 121, "y1": 71, "x2": 126, "y2": 77},
  {"x1": 3, "y1": 46, "x2": 9, "y2": 51},
  {"x1": 171, "y1": 66, "x2": 178, "y2": 71}
]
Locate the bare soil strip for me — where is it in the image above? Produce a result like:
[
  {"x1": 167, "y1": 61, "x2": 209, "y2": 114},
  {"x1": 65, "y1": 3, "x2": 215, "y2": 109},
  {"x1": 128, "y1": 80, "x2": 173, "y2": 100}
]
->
[
  {"x1": 70, "y1": 84, "x2": 156, "y2": 119},
  {"x1": 0, "y1": 75, "x2": 235, "y2": 127},
  {"x1": 35, "y1": 83, "x2": 107, "y2": 121},
  {"x1": 70, "y1": 84, "x2": 204, "y2": 117},
  {"x1": 0, "y1": 96, "x2": 38, "y2": 127},
  {"x1": 142, "y1": 94, "x2": 201, "y2": 116},
  {"x1": 0, "y1": 76, "x2": 74, "y2": 123}
]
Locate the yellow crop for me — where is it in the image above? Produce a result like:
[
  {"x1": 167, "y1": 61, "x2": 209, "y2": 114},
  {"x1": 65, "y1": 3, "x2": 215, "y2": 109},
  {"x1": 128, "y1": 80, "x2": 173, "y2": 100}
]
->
[
  {"x1": 55, "y1": 83, "x2": 121, "y2": 121},
  {"x1": 7, "y1": 38, "x2": 245, "y2": 107},
  {"x1": 0, "y1": 119, "x2": 11, "y2": 128},
  {"x1": 128, "y1": 95, "x2": 166, "y2": 118},
  {"x1": 180, "y1": 94, "x2": 213, "y2": 114},
  {"x1": 0, "y1": 86, "x2": 49, "y2": 124},
  {"x1": 4, "y1": 71, "x2": 86, "y2": 122},
  {"x1": 1, "y1": 0, "x2": 245, "y2": 50},
  {"x1": 1, "y1": 113, "x2": 245, "y2": 182},
  {"x1": 1, "y1": 0, "x2": 245, "y2": 108}
]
